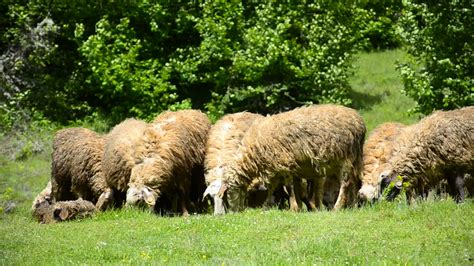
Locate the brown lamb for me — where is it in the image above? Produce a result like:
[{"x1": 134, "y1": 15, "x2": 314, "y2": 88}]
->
[{"x1": 32, "y1": 199, "x2": 96, "y2": 224}]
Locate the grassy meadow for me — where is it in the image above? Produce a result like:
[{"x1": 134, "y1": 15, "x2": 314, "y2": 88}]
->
[{"x1": 1, "y1": 50, "x2": 473, "y2": 265}]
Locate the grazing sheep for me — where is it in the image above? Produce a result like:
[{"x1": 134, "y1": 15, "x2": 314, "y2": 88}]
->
[
  {"x1": 205, "y1": 104, "x2": 366, "y2": 214},
  {"x1": 358, "y1": 122, "x2": 407, "y2": 202},
  {"x1": 203, "y1": 112, "x2": 264, "y2": 214},
  {"x1": 102, "y1": 118, "x2": 148, "y2": 206},
  {"x1": 50, "y1": 128, "x2": 113, "y2": 211},
  {"x1": 32, "y1": 199, "x2": 96, "y2": 224},
  {"x1": 126, "y1": 110, "x2": 211, "y2": 215},
  {"x1": 383, "y1": 106, "x2": 474, "y2": 203}
]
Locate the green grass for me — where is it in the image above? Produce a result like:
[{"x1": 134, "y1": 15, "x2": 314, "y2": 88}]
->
[
  {"x1": 349, "y1": 49, "x2": 419, "y2": 132},
  {"x1": 1, "y1": 49, "x2": 473, "y2": 264},
  {"x1": 1, "y1": 201, "x2": 473, "y2": 264}
]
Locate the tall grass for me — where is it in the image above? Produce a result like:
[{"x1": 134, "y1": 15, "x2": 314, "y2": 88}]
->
[{"x1": 1, "y1": 50, "x2": 472, "y2": 264}]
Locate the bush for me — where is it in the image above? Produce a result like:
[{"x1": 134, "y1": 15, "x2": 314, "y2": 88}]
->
[
  {"x1": 397, "y1": 1, "x2": 473, "y2": 114},
  {"x1": 360, "y1": 1, "x2": 403, "y2": 50},
  {"x1": 1, "y1": 1, "x2": 370, "y2": 123},
  {"x1": 0, "y1": 109, "x2": 57, "y2": 160},
  {"x1": 173, "y1": 2, "x2": 370, "y2": 120}
]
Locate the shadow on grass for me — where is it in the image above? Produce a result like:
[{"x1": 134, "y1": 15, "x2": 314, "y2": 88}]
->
[{"x1": 348, "y1": 89, "x2": 387, "y2": 110}]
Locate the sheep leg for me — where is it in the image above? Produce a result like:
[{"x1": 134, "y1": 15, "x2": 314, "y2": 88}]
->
[
  {"x1": 302, "y1": 179, "x2": 314, "y2": 211},
  {"x1": 309, "y1": 178, "x2": 324, "y2": 211},
  {"x1": 334, "y1": 179, "x2": 349, "y2": 210},
  {"x1": 405, "y1": 189, "x2": 415, "y2": 205},
  {"x1": 178, "y1": 188, "x2": 190, "y2": 216},
  {"x1": 447, "y1": 172, "x2": 465, "y2": 203},
  {"x1": 288, "y1": 181, "x2": 302, "y2": 212},
  {"x1": 51, "y1": 176, "x2": 75, "y2": 201},
  {"x1": 95, "y1": 189, "x2": 114, "y2": 211}
]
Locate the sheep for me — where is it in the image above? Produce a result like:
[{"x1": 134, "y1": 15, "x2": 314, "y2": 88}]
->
[
  {"x1": 126, "y1": 110, "x2": 211, "y2": 215},
  {"x1": 358, "y1": 122, "x2": 407, "y2": 202},
  {"x1": 382, "y1": 106, "x2": 474, "y2": 203},
  {"x1": 32, "y1": 198, "x2": 96, "y2": 224},
  {"x1": 202, "y1": 111, "x2": 264, "y2": 214},
  {"x1": 50, "y1": 127, "x2": 113, "y2": 211},
  {"x1": 102, "y1": 118, "x2": 148, "y2": 207},
  {"x1": 205, "y1": 104, "x2": 366, "y2": 214}
]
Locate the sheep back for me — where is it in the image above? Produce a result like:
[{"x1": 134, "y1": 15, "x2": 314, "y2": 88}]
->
[{"x1": 205, "y1": 111, "x2": 264, "y2": 185}]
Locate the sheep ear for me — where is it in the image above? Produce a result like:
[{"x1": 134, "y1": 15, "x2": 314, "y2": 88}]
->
[
  {"x1": 203, "y1": 179, "x2": 223, "y2": 200},
  {"x1": 217, "y1": 183, "x2": 227, "y2": 198},
  {"x1": 143, "y1": 187, "x2": 156, "y2": 206},
  {"x1": 54, "y1": 208, "x2": 69, "y2": 221},
  {"x1": 134, "y1": 157, "x2": 143, "y2": 164}
]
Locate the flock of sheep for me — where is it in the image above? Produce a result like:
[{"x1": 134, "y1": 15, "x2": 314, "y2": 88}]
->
[{"x1": 31, "y1": 105, "x2": 474, "y2": 223}]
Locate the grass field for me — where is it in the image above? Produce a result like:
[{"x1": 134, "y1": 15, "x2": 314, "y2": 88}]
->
[
  {"x1": 1, "y1": 50, "x2": 473, "y2": 265},
  {"x1": 349, "y1": 49, "x2": 419, "y2": 132}
]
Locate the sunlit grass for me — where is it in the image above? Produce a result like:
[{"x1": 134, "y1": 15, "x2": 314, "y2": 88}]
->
[
  {"x1": 350, "y1": 49, "x2": 419, "y2": 133},
  {"x1": 1, "y1": 201, "x2": 473, "y2": 264}
]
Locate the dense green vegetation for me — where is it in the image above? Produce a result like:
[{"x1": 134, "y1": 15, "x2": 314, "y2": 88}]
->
[
  {"x1": 1, "y1": 1, "x2": 471, "y2": 128},
  {"x1": 397, "y1": 1, "x2": 473, "y2": 114},
  {"x1": 0, "y1": 1, "x2": 370, "y2": 125}
]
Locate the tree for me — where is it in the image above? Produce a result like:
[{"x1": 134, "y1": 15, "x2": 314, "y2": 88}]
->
[
  {"x1": 2, "y1": 1, "x2": 371, "y2": 125},
  {"x1": 173, "y1": 2, "x2": 370, "y2": 120},
  {"x1": 397, "y1": 1, "x2": 473, "y2": 114}
]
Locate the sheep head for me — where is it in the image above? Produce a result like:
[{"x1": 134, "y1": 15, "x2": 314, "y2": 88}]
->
[
  {"x1": 381, "y1": 171, "x2": 404, "y2": 201},
  {"x1": 203, "y1": 179, "x2": 247, "y2": 215},
  {"x1": 126, "y1": 185, "x2": 158, "y2": 209},
  {"x1": 203, "y1": 179, "x2": 227, "y2": 215},
  {"x1": 358, "y1": 170, "x2": 390, "y2": 202}
]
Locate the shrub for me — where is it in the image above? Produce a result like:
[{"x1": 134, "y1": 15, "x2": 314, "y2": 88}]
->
[
  {"x1": 173, "y1": 2, "x2": 370, "y2": 119},
  {"x1": 360, "y1": 1, "x2": 403, "y2": 51},
  {"x1": 1, "y1": 1, "x2": 371, "y2": 123},
  {"x1": 397, "y1": 1, "x2": 473, "y2": 114}
]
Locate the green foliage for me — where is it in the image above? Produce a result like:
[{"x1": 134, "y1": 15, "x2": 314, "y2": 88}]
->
[
  {"x1": 78, "y1": 17, "x2": 182, "y2": 122},
  {"x1": 1, "y1": 1, "x2": 371, "y2": 125},
  {"x1": 360, "y1": 1, "x2": 403, "y2": 50},
  {"x1": 176, "y1": 2, "x2": 370, "y2": 118},
  {"x1": 397, "y1": 1, "x2": 473, "y2": 114},
  {"x1": 1, "y1": 1, "x2": 199, "y2": 125}
]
